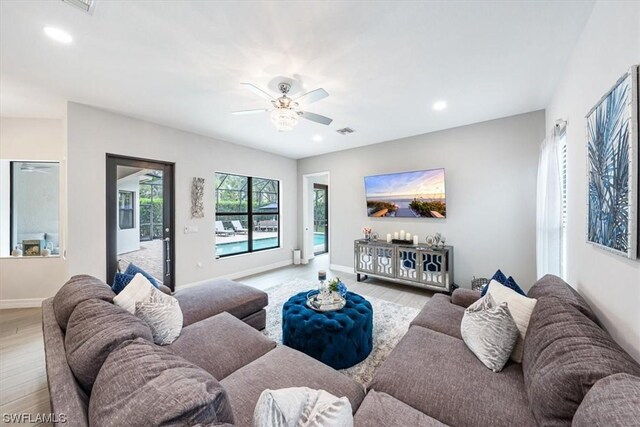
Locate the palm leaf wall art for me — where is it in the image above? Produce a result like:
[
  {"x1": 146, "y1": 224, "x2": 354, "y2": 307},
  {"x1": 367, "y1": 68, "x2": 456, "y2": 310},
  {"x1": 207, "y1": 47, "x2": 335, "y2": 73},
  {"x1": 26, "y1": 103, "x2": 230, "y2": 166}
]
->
[{"x1": 586, "y1": 66, "x2": 638, "y2": 259}]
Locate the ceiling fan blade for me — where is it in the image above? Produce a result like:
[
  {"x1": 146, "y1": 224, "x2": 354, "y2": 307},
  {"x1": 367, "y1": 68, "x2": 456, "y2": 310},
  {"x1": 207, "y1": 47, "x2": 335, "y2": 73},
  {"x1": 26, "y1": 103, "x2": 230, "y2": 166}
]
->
[
  {"x1": 294, "y1": 88, "x2": 329, "y2": 105},
  {"x1": 231, "y1": 109, "x2": 268, "y2": 115},
  {"x1": 299, "y1": 111, "x2": 333, "y2": 125},
  {"x1": 240, "y1": 83, "x2": 274, "y2": 101}
]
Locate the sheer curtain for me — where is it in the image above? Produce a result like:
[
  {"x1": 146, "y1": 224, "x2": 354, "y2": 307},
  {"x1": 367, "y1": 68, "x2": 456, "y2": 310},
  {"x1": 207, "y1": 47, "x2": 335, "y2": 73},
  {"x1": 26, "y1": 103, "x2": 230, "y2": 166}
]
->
[{"x1": 536, "y1": 131, "x2": 563, "y2": 278}]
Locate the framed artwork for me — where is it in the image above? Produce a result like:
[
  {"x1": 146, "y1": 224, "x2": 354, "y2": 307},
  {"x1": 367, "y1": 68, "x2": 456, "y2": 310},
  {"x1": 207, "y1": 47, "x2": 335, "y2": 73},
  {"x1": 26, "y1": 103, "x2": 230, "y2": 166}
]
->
[
  {"x1": 22, "y1": 239, "x2": 43, "y2": 256},
  {"x1": 586, "y1": 65, "x2": 638, "y2": 259},
  {"x1": 191, "y1": 177, "x2": 205, "y2": 218}
]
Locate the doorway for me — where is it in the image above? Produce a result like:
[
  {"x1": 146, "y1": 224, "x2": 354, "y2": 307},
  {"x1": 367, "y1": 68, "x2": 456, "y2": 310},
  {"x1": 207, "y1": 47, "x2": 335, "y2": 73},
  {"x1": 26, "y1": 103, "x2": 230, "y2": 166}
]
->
[
  {"x1": 313, "y1": 183, "x2": 328, "y2": 255},
  {"x1": 106, "y1": 155, "x2": 175, "y2": 290}
]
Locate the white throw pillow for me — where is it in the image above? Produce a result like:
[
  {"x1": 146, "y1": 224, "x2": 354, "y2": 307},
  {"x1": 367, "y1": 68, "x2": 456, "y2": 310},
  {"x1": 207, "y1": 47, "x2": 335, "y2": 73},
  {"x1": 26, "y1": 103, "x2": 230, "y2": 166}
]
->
[
  {"x1": 253, "y1": 387, "x2": 353, "y2": 427},
  {"x1": 113, "y1": 273, "x2": 157, "y2": 314},
  {"x1": 134, "y1": 292, "x2": 183, "y2": 345},
  {"x1": 487, "y1": 280, "x2": 537, "y2": 363}
]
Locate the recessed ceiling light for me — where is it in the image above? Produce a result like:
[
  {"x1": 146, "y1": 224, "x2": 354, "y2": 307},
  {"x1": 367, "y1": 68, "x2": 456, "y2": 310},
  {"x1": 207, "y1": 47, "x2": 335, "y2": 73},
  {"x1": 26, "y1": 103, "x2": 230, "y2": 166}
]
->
[
  {"x1": 312, "y1": 135, "x2": 323, "y2": 142},
  {"x1": 433, "y1": 101, "x2": 447, "y2": 111},
  {"x1": 43, "y1": 27, "x2": 73, "y2": 44}
]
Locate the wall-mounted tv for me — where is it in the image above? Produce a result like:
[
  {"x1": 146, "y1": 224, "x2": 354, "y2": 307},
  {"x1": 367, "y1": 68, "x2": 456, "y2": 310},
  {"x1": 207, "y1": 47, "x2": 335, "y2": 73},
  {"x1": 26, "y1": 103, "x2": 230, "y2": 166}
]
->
[{"x1": 364, "y1": 168, "x2": 446, "y2": 218}]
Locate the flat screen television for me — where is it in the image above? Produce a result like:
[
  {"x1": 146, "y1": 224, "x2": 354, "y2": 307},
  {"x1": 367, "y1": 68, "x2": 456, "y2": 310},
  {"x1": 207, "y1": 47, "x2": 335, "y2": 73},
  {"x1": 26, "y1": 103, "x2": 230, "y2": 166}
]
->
[{"x1": 364, "y1": 168, "x2": 446, "y2": 218}]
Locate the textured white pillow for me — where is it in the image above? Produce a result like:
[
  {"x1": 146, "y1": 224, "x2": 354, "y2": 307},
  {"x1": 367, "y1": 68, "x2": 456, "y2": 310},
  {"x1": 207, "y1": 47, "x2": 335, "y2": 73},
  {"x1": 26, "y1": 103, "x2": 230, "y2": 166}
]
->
[
  {"x1": 135, "y1": 292, "x2": 183, "y2": 345},
  {"x1": 113, "y1": 273, "x2": 157, "y2": 314},
  {"x1": 487, "y1": 280, "x2": 537, "y2": 363},
  {"x1": 253, "y1": 387, "x2": 353, "y2": 427}
]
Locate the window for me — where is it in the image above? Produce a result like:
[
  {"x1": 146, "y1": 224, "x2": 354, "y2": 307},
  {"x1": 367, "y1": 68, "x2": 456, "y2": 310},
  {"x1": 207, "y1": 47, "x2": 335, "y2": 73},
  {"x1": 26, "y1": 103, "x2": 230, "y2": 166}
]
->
[
  {"x1": 118, "y1": 190, "x2": 135, "y2": 230},
  {"x1": 215, "y1": 173, "x2": 280, "y2": 257},
  {"x1": 559, "y1": 132, "x2": 568, "y2": 279}
]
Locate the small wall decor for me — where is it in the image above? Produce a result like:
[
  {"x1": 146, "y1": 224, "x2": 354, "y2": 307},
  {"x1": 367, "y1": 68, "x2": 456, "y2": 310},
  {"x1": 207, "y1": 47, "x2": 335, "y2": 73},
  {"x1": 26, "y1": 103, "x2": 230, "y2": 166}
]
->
[
  {"x1": 586, "y1": 66, "x2": 638, "y2": 259},
  {"x1": 22, "y1": 240, "x2": 42, "y2": 256},
  {"x1": 191, "y1": 177, "x2": 205, "y2": 219}
]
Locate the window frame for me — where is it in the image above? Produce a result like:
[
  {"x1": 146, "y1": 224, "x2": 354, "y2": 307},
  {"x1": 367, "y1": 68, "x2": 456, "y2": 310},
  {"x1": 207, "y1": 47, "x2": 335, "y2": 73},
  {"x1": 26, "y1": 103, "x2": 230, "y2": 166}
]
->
[
  {"x1": 559, "y1": 132, "x2": 568, "y2": 280},
  {"x1": 118, "y1": 190, "x2": 135, "y2": 230},
  {"x1": 215, "y1": 172, "x2": 280, "y2": 258}
]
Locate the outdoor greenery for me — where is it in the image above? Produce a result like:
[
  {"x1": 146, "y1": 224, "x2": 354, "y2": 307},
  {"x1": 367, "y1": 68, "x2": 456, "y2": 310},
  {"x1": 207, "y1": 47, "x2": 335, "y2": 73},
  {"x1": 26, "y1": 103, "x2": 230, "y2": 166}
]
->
[
  {"x1": 409, "y1": 199, "x2": 446, "y2": 217},
  {"x1": 367, "y1": 201, "x2": 398, "y2": 215}
]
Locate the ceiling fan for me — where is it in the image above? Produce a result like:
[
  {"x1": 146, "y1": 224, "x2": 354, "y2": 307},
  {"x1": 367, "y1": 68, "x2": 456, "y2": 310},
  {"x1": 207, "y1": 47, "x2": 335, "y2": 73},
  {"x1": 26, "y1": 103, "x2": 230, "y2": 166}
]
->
[
  {"x1": 20, "y1": 163, "x2": 51, "y2": 174},
  {"x1": 232, "y1": 82, "x2": 333, "y2": 132}
]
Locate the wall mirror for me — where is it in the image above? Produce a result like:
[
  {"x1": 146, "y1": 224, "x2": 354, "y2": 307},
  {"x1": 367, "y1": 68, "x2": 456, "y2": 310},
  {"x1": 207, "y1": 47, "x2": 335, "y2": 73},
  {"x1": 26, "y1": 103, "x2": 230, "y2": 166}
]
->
[{"x1": 0, "y1": 160, "x2": 61, "y2": 258}]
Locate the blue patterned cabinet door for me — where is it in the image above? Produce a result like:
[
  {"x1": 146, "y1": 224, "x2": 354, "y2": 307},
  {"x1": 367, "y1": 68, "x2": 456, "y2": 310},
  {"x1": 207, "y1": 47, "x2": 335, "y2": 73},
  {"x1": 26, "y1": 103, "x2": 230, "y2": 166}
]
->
[
  {"x1": 354, "y1": 242, "x2": 375, "y2": 273},
  {"x1": 418, "y1": 249, "x2": 449, "y2": 289},
  {"x1": 396, "y1": 247, "x2": 418, "y2": 281}
]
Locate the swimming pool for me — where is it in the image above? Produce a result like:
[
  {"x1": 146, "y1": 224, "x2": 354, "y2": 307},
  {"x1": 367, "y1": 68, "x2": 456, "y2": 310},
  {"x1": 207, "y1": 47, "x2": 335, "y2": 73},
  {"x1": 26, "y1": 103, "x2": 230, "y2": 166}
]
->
[{"x1": 216, "y1": 234, "x2": 325, "y2": 256}]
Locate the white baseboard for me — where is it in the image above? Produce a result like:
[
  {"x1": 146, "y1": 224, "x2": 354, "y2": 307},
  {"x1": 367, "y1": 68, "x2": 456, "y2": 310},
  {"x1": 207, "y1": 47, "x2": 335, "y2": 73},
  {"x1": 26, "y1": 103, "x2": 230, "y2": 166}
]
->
[
  {"x1": 330, "y1": 264, "x2": 354, "y2": 274},
  {"x1": 0, "y1": 298, "x2": 45, "y2": 309},
  {"x1": 178, "y1": 259, "x2": 293, "y2": 290}
]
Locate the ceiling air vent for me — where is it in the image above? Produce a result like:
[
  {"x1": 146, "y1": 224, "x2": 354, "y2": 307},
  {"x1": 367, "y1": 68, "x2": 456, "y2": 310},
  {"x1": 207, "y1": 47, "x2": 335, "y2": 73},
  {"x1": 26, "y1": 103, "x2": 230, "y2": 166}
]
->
[
  {"x1": 336, "y1": 127, "x2": 355, "y2": 135},
  {"x1": 62, "y1": 0, "x2": 96, "y2": 14}
]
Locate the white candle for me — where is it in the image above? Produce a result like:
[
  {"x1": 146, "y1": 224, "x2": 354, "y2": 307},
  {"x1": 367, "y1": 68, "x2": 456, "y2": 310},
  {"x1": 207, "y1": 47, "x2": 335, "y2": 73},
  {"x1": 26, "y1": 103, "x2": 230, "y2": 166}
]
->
[
  {"x1": 413, "y1": 235, "x2": 419, "y2": 245},
  {"x1": 400, "y1": 230, "x2": 405, "y2": 239},
  {"x1": 386, "y1": 234, "x2": 392, "y2": 243},
  {"x1": 406, "y1": 233, "x2": 411, "y2": 241},
  {"x1": 393, "y1": 232, "x2": 399, "y2": 239}
]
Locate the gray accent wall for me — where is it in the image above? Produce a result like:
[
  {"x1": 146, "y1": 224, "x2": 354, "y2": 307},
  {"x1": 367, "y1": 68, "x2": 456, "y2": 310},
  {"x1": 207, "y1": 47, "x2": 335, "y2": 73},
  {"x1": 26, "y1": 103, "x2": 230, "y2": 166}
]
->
[
  {"x1": 298, "y1": 110, "x2": 544, "y2": 289},
  {"x1": 545, "y1": 1, "x2": 640, "y2": 361}
]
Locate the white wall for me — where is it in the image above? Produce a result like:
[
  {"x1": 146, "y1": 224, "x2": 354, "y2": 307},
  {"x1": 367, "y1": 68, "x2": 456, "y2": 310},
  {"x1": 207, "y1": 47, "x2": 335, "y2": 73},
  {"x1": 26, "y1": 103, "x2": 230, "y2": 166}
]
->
[
  {"x1": 0, "y1": 117, "x2": 68, "y2": 304},
  {"x1": 298, "y1": 111, "x2": 544, "y2": 288},
  {"x1": 67, "y1": 102, "x2": 298, "y2": 287},
  {"x1": 116, "y1": 175, "x2": 140, "y2": 255},
  {"x1": 545, "y1": 1, "x2": 640, "y2": 361}
]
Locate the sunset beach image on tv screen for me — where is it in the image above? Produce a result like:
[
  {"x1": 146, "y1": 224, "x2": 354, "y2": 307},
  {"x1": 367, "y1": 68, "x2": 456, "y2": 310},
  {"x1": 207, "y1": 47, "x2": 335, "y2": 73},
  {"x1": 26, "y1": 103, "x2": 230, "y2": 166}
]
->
[{"x1": 364, "y1": 169, "x2": 446, "y2": 218}]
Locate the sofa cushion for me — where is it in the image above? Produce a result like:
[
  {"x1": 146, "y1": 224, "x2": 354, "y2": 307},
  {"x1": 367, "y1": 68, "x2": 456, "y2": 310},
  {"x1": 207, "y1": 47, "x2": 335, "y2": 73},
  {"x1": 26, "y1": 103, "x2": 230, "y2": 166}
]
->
[
  {"x1": 52, "y1": 275, "x2": 115, "y2": 331},
  {"x1": 174, "y1": 279, "x2": 268, "y2": 327},
  {"x1": 65, "y1": 299, "x2": 153, "y2": 392},
  {"x1": 134, "y1": 291, "x2": 183, "y2": 345},
  {"x1": 451, "y1": 288, "x2": 482, "y2": 308},
  {"x1": 410, "y1": 294, "x2": 464, "y2": 339},
  {"x1": 461, "y1": 294, "x2": 519, "y2": 372},
  {"x1": 369, "y1": 327, "x2": 536, "y2": 427},
  {"x1": 572, "y1": 373, "x2": 640, "y2": 426},
  {"x1": 167, "y1": 312, "x2": 276, "y2": 380},
  {"x1": 254, "y1": 387, "x2": 353, "y2": 427},
  {"x1": 354, "y1": 390, "x2": 448, "y2": 427},
  {"x1": 487, "y1": 280, "x2": 537, "y2": 363},
  {"x1": 113, "y1": 273, "x2": 158, "y2": 314},
  {"x1": 221, "y1": 346, "x2": 365, "y2": 427},
  {"x1": 89, "y1": 338, "x2": 234, "y2": 427},
  {"x1": 527, "y1": 274, "x2": 597, "y2": 323},
  {"x1": 522, "y1": 297, "x2": 640, "y2": 426}
]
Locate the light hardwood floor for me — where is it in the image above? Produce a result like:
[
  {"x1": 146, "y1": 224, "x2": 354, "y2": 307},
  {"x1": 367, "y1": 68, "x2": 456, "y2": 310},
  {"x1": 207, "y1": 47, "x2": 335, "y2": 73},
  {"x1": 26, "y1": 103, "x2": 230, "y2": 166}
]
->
[{"x1": 0, "y1": 254, "x2": 434, "y2": 426}]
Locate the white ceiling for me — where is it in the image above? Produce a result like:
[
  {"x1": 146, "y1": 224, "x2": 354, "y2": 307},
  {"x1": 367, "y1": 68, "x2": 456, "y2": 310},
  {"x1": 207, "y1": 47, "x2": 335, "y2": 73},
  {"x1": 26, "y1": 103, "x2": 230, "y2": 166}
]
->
[{"x1": 0, "y1": 1, "x2": 594, "y2": 159}]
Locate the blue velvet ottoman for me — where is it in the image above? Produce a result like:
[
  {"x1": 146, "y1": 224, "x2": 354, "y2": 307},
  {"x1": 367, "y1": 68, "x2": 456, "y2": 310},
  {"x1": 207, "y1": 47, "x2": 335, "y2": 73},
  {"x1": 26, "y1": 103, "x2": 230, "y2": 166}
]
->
[{"x1": 282, "y1": 291, "x2": 373, "y2": 369}]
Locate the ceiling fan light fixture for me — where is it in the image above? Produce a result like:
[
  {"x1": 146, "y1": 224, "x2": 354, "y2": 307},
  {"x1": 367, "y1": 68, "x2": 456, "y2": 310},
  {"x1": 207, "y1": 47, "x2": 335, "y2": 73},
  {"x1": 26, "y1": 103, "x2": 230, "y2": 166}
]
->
[{"x1": 270, "y1": 107, "x2": 299, "y2": 132}]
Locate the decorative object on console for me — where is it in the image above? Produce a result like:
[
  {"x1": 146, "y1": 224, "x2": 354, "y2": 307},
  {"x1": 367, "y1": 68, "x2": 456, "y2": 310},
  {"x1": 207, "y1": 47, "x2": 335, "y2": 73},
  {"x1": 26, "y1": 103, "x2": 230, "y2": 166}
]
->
[
  {"x1": 11, "y1": 244, "x2": 22, "y2": 257},
  {"x1": 190, "y1": 177, "x2": 205, "y2": 219},
  {"x1": 364, "y1": 169, "x2": 446, "y2": 218},
  {"x1": 22, "y1": 239, "x2": 42, "y2": 256},
  {"x1": 586, "y1": 65, "x2": 638, "y2": 259},
  {"x1": 460, "y1": 294, "x2": 519, "y2": 373},
  {"x1": 425, "y1": 235, "x2": 435, "y2": 247},
  {"x1": 486, "y1": 280, "x2": 537, "y2": 363},
  {"x1": 362, "y1": 227, "x2": 372, "y2": 240},
  {"x1": 371, "y1": 232, "x2": 379, "y2": 241},
  {"x1": 481, "y1": 269, "x2": 526, "y2": 297}
]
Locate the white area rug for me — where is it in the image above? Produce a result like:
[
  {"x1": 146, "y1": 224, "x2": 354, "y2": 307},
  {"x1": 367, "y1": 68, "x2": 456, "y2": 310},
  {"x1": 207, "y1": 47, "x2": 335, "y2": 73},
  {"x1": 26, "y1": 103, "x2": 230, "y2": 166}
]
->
[{"x1": 263, "y1": 278, "x2": 420, "y2": 387}]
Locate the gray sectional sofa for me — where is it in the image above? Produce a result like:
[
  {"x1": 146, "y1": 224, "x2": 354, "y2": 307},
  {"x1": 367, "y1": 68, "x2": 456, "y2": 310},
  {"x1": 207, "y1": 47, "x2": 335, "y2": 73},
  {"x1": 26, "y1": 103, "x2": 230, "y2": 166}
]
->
[
  {"x1": 355, "y1": 274, "x2": 640, "y2": 426},
  {"x1": 43, "y1": 273, "x2": 640, "y2": 426}
]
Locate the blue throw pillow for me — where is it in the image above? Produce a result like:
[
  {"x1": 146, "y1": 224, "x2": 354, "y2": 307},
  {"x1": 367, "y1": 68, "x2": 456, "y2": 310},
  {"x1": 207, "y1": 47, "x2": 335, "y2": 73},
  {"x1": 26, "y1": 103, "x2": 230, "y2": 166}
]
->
[
  {"x1": 112, "y1": 272, "x2": 135, "y2": 294},
  {"x1": 124, "y1": 263, "x2": 160, "y2": 288},
  {"x1": 481, "y1": 269, "x2": 508, "y2": 296},
  {"x1": 481, "y1": 270, "x2": 526, "y2": 297}
]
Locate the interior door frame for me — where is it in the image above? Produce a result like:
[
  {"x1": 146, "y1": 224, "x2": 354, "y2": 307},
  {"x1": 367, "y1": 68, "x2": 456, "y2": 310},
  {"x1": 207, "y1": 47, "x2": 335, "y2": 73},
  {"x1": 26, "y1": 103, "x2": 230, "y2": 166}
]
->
[
  {"x1": 106, "y1": 154, "x2": 176, "y2": 290},
  {"x1": 313, "y1": 183, "x2": 329, "y2": 255}
]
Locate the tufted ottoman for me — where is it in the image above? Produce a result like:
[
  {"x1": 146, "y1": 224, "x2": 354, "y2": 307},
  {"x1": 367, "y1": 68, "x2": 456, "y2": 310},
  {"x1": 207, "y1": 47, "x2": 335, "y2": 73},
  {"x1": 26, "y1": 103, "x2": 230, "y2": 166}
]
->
[{"x1": 282, "y1": 291, "x2": 373, "y2": 369}]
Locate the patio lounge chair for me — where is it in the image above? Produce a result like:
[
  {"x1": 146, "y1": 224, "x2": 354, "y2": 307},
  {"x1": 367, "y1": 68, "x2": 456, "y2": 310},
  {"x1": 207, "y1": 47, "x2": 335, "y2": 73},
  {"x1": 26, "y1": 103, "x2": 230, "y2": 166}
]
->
[
  {"x1": 256, "y1": 220, "x2": 278, "y2": 232},
  {"x1": 216, "y1": 221, "x2": 235, "y2": 236},
  {"x1": 231, "y1": 220, "x2": 248, "y2": 234}
]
